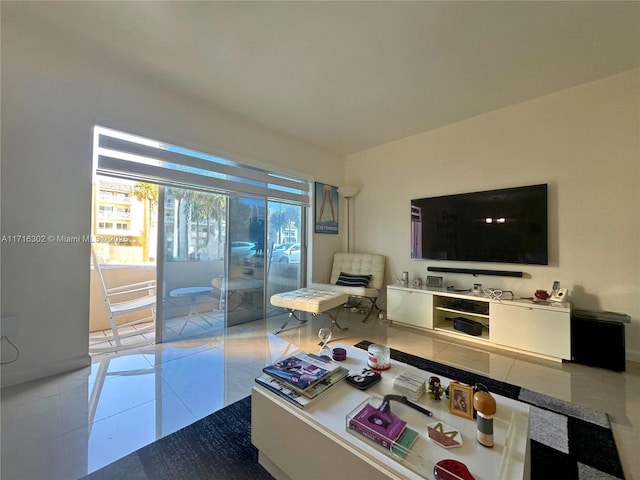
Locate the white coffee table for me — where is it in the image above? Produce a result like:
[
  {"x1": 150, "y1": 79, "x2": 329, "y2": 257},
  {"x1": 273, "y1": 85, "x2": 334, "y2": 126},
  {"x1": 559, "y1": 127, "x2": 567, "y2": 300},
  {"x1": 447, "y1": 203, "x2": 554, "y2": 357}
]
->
[{"x1": 252, "y1": 345, "x2": 530, "y2": 480}]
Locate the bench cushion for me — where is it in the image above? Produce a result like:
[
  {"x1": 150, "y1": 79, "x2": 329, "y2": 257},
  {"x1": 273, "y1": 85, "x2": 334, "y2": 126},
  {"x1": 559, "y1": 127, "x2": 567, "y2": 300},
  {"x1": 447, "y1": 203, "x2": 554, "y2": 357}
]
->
[
  {"x1": 310, "y1": 282, "x2": 379, "y2": 298},
  {"x1": 308, "y1": 252, "x2": 386, "y2": 299},
  {"x1": 270, "y1": 288, "x2": 349, "y2": 314}
]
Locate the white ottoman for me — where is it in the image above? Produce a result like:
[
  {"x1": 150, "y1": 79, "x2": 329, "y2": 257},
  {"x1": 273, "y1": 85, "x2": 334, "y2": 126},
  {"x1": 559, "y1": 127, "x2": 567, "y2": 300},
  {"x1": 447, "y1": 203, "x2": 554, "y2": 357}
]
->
[{"x1": 270, "y1": 288, "x2": 349, "y2": 334}]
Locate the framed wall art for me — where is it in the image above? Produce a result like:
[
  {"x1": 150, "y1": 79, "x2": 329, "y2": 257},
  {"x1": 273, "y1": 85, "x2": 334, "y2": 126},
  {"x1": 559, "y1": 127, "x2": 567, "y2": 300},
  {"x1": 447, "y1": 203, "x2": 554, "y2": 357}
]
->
[{"x1": 314, "y1": 182, "x2": 338, "y2": 234}]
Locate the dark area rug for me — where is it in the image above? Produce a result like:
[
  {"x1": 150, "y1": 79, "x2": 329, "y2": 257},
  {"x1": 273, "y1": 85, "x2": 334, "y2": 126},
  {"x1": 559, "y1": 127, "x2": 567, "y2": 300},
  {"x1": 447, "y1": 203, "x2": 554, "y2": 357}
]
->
[
  {"x1": 83, "y1": 342, "x2": 625, "y2": 480},
  {"x1": 82, "y1": 396, "x2": 274, "y2": 480},
  {"x1": 354, "y1": 340, "x2": 625, "y2": 480}
]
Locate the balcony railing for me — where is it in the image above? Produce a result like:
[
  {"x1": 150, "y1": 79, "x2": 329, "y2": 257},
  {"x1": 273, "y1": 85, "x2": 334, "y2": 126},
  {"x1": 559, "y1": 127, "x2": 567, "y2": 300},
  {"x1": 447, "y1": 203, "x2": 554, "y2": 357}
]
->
[
  {"x1": 98, "y1": 211, "x2": 132, "y2": 219},
  {"x1": 99, "y1": 193, "x2": 132, "y2": 203},
  {"x1": 96, "y1": 228, "x2": 137, "y2": 237}
]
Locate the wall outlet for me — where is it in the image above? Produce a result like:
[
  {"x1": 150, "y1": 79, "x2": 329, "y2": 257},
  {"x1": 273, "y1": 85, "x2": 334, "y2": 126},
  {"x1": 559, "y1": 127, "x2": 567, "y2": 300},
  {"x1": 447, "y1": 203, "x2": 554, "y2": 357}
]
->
[{"x1": 1, "y1": 315, "x2": 18, "y2": 337}]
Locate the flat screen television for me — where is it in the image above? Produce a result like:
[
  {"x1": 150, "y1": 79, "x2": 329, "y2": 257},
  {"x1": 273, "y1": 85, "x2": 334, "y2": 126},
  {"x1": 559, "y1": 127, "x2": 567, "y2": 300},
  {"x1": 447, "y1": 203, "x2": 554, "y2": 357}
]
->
[{"x1": 411, "y1": 184, "x2": 548, "y2": 265}]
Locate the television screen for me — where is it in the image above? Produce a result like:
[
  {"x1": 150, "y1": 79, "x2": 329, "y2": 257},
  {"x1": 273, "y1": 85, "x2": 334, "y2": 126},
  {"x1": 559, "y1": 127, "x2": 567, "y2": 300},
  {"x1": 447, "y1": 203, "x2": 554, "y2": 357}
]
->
[{"x1": 411, "y1": 184, "x2": 548, "y2": 265}]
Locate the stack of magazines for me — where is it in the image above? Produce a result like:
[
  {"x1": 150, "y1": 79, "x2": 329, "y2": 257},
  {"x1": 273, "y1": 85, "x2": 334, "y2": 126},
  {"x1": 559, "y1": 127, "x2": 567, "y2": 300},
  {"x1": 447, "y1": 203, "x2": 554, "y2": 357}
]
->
[
  {"x1": 255, "y1": 351, "x2": 348, "y2": 409},
  {"x1": 393, "y1": 371, "x2": 426, "y2": 401}
]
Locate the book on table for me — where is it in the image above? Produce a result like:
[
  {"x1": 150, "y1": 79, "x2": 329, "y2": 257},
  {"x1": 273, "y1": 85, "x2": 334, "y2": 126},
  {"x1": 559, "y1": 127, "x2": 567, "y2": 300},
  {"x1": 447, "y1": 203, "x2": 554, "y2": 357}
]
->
[
  {"x1": 348, "y1": 402, "x2": 407, "y2": 449},
  {"x1": 391, "y1": 427, "x2": 420, "y2": 458},
  {"x1": 255, "y1": 367, "x2": 349, "y2": 409},
  {"x1": 262, "y1": 351, "x2": 341, "y2": 391}
]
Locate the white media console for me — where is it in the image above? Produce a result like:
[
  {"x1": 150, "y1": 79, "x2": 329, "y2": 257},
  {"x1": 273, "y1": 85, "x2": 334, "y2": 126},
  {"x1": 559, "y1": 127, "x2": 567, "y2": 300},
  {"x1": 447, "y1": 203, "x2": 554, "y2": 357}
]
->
[{"x1": 387, "y1": 285, "x2": 571, "y2": 361}]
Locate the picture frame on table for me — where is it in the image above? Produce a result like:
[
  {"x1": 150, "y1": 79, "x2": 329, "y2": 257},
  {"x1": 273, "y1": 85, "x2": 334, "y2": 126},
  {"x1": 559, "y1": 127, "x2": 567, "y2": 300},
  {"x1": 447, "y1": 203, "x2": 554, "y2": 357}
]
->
[
  {"x1": 314, "y1": 182, "x2": 339, "y2": 234},
  {"x1": 449, "y1": 383, "x2": 474, "y2": 419}
]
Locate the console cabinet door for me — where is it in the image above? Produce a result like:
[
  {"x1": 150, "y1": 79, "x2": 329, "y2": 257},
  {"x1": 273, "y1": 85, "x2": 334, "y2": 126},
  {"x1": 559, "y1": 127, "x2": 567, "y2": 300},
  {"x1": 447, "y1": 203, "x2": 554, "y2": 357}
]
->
[
  {"x1": 490, "y1": 303, "x2": 570, "y2": 359},
  {"x1": 387, "y1": 287, "x2": 433, "y2": 329}
]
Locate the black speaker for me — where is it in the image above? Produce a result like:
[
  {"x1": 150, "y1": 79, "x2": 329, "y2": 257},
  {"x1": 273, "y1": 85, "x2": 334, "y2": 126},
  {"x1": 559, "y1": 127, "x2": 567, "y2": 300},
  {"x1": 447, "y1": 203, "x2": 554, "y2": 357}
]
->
[{"x1": 453, "y1": 317, "x2": 483, "y2": 336}]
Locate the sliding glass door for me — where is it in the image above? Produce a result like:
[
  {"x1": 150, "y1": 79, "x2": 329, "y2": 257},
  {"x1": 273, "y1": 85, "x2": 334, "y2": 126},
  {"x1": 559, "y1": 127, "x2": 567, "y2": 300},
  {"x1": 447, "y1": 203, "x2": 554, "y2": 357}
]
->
[
  {"x1": 159, "y1": 190, "x2": 305, "y2": 341},
  {"x1": 160, "y1": 187, "x2": 225, "y2": 342},
  {"x1": 93, "y1": 125, "x2": 309, "y2": 346},
  {"x1": 224, "y1": 195, "x2": 266, "y2": 327},
  {"x1": 265, "y1": 201, "x2": 304, "y2": 317}
]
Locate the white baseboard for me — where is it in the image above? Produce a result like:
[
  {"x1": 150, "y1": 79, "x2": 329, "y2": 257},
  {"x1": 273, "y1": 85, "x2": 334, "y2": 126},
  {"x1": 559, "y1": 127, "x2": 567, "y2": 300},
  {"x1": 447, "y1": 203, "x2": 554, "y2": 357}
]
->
[
  {"x1": 626, "y1": 348, "x2": 640, "y2": 365},
  {"x1": 1, "y1": 354, "x2": 91, "y2": 388}
]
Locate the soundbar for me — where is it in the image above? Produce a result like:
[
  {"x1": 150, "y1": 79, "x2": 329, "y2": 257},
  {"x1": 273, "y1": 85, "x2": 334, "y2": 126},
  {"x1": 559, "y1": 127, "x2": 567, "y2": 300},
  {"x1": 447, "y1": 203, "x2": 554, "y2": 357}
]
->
[{"x1": 427, "y1": 267, "x2": 523, "y2": 278}]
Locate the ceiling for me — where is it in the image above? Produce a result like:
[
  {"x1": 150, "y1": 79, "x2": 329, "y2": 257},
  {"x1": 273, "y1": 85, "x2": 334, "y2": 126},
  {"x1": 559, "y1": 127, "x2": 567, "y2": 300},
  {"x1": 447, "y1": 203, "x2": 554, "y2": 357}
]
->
[{"x1": 13, "y1": 1, "x2": 640, "y2": 156}]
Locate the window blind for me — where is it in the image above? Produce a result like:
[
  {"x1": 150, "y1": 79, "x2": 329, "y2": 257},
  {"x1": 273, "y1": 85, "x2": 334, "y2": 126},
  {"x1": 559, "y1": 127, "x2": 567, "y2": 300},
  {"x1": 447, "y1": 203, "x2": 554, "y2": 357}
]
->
[{"x1": 94, "y1": 126, "x2": 310, "y2": 205}]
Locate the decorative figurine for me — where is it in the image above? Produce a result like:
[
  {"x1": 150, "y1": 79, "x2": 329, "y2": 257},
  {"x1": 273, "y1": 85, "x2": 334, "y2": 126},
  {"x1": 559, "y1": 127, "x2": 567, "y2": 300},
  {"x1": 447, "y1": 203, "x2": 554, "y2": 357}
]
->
[
  {"x1": 473, "y1": 389, "x2": 496, "y2": 447},
  {"x1": 317, "y1": 327, "x2": 332, "y2": 358},
  {"x1": 428, "y1": 376, "x2": 445, "y2": 402}
]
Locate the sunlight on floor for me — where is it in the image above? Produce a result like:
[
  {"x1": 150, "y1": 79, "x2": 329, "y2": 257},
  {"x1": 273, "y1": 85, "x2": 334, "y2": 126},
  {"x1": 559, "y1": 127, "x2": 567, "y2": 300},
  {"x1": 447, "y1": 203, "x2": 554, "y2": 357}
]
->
[{"x1": 2, "y1": 308, "x2": 639, "y2": 479}]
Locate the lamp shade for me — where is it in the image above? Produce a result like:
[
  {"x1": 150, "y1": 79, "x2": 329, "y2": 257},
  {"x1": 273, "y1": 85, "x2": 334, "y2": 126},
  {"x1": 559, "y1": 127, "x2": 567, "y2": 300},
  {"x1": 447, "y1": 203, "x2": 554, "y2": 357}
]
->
[{"x1": 338, "y1": 185, "x2": 359, "y2": 198}]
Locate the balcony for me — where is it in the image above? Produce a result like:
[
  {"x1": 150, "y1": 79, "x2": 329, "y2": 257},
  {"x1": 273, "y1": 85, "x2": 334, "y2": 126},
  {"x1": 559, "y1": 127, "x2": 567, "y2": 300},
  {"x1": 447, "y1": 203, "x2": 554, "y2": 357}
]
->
[
  {"x1": 89, "y1": 250, "x2": 301, "y2": 355},
  {"x1": 89, "y1": 260, "x2": 224, "y2": 352}
]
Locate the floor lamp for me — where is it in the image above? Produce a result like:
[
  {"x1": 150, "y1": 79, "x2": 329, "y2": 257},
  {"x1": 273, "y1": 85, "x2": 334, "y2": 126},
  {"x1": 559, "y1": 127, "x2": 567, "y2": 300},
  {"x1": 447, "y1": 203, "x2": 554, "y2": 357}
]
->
[{"x1": 338, "y1": 186, "x2": 359, "y2": 252}]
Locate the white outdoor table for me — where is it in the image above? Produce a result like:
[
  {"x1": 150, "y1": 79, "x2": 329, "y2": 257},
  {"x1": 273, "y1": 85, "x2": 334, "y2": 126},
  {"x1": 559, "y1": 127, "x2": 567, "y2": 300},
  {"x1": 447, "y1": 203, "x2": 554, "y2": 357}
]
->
[{"x1": 169, "y1": 286, "x2": 215, "y2": 333}]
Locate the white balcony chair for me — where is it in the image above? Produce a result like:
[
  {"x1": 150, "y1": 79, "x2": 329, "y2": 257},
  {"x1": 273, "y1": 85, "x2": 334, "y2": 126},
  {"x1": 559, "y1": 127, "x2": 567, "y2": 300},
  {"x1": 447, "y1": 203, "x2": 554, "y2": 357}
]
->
[{"x1": 90, "y1": 249, "x2": 156, "y2": 353}]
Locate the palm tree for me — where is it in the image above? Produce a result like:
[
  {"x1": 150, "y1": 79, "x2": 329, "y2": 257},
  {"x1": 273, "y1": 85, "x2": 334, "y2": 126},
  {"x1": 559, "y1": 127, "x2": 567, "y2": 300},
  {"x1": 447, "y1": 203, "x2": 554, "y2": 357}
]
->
[
  {"x1": 269, "y1": 205, "x2": 299, "y2": 244},
  {"x1": 210, "y1": 194, "x2": 226, "y2": 258},
  {"x1": 269, "y1": 208, "x2": 288, "y2": 245},
  {"x1": 133, "y1": 182, "x2": 158, "y2": 262},
  {"x1": 283, "y1": 206, "x2": 299, "y2": 243},
  {"x1": 190, "y1": 192, "x2": 220, "y2": 253},
  {"x1": 170, "y1": 188, "x2": 189, "y2": 260}
]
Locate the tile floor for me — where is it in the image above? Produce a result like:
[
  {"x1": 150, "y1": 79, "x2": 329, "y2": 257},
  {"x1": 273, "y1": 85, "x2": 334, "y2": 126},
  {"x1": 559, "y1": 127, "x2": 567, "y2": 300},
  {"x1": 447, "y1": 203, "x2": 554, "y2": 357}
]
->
[{"x1": 2, "y1": 310, "x2": 639, "y2": 480}]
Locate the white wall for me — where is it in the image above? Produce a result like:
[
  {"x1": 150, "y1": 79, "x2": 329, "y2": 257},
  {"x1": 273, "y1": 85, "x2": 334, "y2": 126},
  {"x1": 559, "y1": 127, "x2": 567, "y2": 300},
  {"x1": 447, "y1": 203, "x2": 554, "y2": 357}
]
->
[
  {"x1": 346, "y1": 69, "x2": 640, "y2": 361},
  {"x1": 3, "y1": 7, "x2": 637, "y2": 387},
  {"x1": 0, "y1": 9, "x2": 344, "y2": 387}
]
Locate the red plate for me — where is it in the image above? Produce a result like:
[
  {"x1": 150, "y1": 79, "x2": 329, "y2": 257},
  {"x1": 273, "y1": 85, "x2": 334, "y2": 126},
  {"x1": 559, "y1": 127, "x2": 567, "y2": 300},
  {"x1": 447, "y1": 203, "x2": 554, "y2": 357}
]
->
[{"x1": 433, "y1": 459, "x2": 476, "y2": 480}]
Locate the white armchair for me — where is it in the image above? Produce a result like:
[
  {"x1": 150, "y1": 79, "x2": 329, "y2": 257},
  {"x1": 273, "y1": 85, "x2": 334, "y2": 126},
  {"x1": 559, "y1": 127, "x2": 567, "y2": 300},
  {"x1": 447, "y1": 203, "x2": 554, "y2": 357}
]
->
[{"x1": 311, "y1": 252, "x2": 386, "y2": 322}]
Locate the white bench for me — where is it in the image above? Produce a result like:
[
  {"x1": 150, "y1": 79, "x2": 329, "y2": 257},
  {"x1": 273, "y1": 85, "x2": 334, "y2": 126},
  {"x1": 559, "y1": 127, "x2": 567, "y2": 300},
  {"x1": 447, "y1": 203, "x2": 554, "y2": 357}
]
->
[
  {"x1": 270, "y1": 288, "x2": 349, "y2": 334},
  {"x1": 270, "y1": 252, "x2": 386, "y2": 334}
]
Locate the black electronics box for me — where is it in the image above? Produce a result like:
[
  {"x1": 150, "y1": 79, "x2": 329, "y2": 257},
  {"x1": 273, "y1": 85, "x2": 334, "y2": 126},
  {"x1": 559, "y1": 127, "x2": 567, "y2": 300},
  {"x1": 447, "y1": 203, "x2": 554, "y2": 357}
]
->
[
  {"x1": 453, "y1": 317, "x2": 483, "y2": 336},
  {"x1": 444, "y1": 299, "x2": 489, "y2": 316},
  {"x1": 571, "y1": 309, "x2": 629, "y2": 372}
]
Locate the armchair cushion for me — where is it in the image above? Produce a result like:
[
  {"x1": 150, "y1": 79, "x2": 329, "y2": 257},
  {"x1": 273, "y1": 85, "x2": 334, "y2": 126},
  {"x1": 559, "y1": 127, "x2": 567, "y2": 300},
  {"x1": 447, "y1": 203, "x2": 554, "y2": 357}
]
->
[
  {"x1": 336, "y1": 272, "x2": 372, "y2": 288},
  {"x1": 309, "y1": 252, "x2": 385, "y2": 322},
  {"x1": 329, "y1": 253, "x2": 385, "y2": 291},
  {"x1": 310, "y1": 252, "x2": 386, "y2": 299}
]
